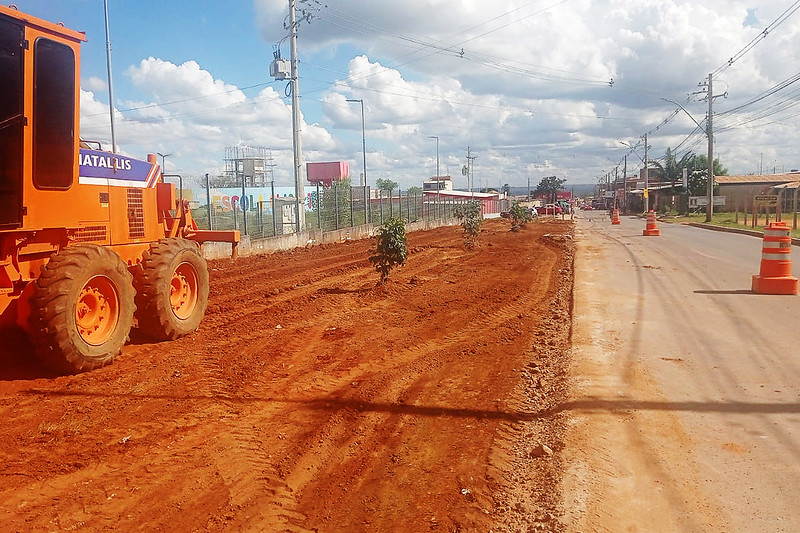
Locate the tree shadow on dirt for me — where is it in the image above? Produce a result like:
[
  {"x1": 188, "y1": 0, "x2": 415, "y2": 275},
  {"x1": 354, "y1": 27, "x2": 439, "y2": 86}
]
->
[
  {"x1": 315, "y1": 287, "x2": 371, "y2": 295},
  {"x1": 17, "y1": 390, "x2": 800, "y2": 420},
  {"x1": 0, "y1": 329, "x2": 59, "y2": 381}
]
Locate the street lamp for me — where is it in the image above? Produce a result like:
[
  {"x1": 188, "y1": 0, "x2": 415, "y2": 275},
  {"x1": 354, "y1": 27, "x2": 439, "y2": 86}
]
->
[
  {"x1": 620, "y1": 135, "x2": 649, "y2": 213},
  {"x1": 427, "y1": 136, "x2": 439, "y2": 178},
  {"x1": 427, "y1": 135, "x2": 439, "y2": 217},
  {"x1": 662, "y1": 97, "x2": 714, "y2": 222},
  {"x1": 346, "y1": 98, "x2": 368, "y2": 221},
  {"x1": 156, "y1": 152, "x2": 171, "y2": 176}
]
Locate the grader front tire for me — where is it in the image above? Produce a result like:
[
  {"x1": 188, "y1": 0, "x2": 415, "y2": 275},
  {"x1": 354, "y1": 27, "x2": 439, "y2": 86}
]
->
[
  {"x1": 29, "y1": 245, "x2": 135, "y2": 374},
  {"x1": 134, "y1": 238, "x2": 209, "y2": 341}
]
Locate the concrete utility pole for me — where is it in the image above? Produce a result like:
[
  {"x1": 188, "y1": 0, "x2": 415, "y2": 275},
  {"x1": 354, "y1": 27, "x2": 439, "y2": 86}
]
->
[
  {"x1": 347, "y1": 98, "x2": 368, "y2": 221},
  {"x1": 706, "y1": 73, "x2": 714, "y2": 222},
  {"x1": 466, "y1": 147, "x2": 478, "y2": 197},
  {"x1": 428, "y1": 136, "x2": 440, "y2": 217},
  {"x1": 644, "y1": 133, "x2": 649, "y2": 213},
  {"x1": 289, "y1": 0, "x2": 305, "y2": 232},
  {"x1": 622, "y1": 154, "x2": 627, "y2": 213}
]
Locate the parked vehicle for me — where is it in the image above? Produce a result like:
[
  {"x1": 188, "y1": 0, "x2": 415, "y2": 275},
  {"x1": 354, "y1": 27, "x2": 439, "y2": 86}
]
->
[{"x1": 536, "y1": 204, "x2": 562, "y2": 215}]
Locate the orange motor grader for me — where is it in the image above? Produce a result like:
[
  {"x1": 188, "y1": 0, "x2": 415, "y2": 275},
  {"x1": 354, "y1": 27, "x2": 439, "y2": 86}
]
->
[{"x1": 0, "y1": 6, "x2": 239, "y2": 373}]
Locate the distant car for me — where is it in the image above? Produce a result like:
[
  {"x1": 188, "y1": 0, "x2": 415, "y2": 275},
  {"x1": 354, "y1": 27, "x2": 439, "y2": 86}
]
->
[
  {"x1": 581, "y1": 204, "x2": 594, "y2": 211},
  {"x1": 536, "y1": 204, "x2": 562, "y2": 215}
]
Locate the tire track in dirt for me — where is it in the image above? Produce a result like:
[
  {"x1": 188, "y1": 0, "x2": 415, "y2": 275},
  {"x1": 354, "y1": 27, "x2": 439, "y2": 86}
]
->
[{"x1": 0, "y1": 219, "x2": 575, "y2": 532}]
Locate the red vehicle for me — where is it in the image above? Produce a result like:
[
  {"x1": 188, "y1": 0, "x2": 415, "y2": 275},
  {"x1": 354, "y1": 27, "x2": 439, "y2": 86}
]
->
[{"x1": 536, "y1": 204, "x2": 562, "y2": 215}]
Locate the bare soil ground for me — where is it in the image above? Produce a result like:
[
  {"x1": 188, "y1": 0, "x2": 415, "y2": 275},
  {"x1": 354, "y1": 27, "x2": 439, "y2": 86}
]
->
[{"x1": 0, "y1": 218, "x2": 574, "y2": 532}]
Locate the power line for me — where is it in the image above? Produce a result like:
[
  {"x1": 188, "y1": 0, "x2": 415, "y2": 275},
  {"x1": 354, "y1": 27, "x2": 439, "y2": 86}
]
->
[{"x1": 711, "y1": 0, "x2": 800, "y2": 79}]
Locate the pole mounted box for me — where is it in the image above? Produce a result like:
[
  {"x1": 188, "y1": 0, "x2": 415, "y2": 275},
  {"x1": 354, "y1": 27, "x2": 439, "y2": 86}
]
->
[{"x1": 270, "y1": 59, "x2": 291, "y2": 80}]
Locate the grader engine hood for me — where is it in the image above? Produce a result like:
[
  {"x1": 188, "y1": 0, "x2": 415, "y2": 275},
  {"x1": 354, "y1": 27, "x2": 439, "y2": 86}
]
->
[{"x1": 78, "y1": 149, "x2": 161, "y2": 188}]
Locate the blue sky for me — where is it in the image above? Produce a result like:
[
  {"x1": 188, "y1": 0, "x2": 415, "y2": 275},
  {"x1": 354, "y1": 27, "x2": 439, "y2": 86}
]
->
[{"x1": 12, "y1": 1, "x2": 800, "y2": 190}]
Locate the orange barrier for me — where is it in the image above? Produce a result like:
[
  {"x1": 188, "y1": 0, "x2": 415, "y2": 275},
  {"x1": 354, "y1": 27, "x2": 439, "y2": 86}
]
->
[
  {"x1": 642, "y1": 210, "x2": 660, "y2": 236},
  {"x1": 611, "y1": 208, "x2": 621, "y2": 225},
  {"x1": 751, "y1": 222, "x2": 799, "y2": 295}
]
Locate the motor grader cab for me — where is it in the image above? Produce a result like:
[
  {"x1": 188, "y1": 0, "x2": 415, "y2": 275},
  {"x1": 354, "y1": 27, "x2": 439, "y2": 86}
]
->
[{"x1": 0, "y1": 6, "x2": 239, "y2": 373}]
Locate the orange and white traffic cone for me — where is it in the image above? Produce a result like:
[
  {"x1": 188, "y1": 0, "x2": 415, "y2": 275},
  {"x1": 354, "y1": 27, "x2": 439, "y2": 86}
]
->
[
  {"x1": 642, "y1": 210, "x2": 660, "y2": 236},
  {"x1": 752, "y1": 222, "x2": 798, "y2": 295},
  {"x1": 611, "y1": 208, "x2": 621, "y2": 225}
]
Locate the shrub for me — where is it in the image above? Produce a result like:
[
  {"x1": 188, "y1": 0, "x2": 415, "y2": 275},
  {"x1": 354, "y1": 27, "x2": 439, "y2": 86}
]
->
[
  {"x1": 454, "y1": 200, "x2": 483, "y2": 248},
  {"x1": 370, "y1": 217, "x2": 407, "y2": 284},
  {"x1": 508, "y1": 200, "x2": 530, "y2": 231}
]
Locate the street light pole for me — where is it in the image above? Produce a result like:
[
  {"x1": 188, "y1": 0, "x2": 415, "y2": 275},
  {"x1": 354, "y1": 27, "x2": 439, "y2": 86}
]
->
[
  {"x1": 644, "y1": 133, "x2": 649, "y2": 213},
  {"x1": 620, "y1": 139, "x2": 649, "y2": 213},
  {"x1": 428, "y1": 136, "x2": 439, "y2": 178},
  {"x1": 346, "y1": 98, "x2": 368, "y2": 222},
  {"x1": 156, "y1": 152, "x2": 171, "y2": 176},
  {"x1": 428, "y1": 136, "x2": 439, "y2": 217},
  {"x1": 662, "y1": 92, "x2": 715, "y2": 222},
  {"x1": 707, "y1": 73, "x2": 714, "y2": 222}
]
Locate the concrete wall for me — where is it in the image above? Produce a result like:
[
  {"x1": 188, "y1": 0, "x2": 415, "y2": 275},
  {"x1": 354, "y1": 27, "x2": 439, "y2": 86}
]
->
[{"x1": 201, "y1": 216, "x2": 464, "y2": 260}]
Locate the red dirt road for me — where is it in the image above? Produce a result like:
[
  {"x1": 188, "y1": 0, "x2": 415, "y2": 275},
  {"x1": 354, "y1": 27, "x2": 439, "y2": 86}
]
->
[{"x1": 0, "y1": 218, "x2": 573, "y2": 532}]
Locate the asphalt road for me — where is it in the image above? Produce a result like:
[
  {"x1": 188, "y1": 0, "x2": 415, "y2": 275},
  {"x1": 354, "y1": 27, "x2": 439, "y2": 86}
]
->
[{"x1": 564, "y1": 210, "x2": 800, "y2": 532}]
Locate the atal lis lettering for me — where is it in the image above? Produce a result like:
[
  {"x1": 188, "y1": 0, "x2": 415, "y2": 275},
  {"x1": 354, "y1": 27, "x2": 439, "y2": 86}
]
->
[{"x1": 80, "y1": 153, "x2": 133, "y2": 171}]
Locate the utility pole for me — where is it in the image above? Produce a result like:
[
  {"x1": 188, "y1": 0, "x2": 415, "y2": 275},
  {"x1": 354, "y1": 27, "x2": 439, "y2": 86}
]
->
[
  {"x1": 527, "y1": 175, "x2": 531, "y2": 202},
  {"x1": 706, "y1": 73, "x2": 714, "y2": 222},
  {"x1": 289, "y1": 0, "x2": 305, "y2": 232},
  {"x1": 466, "y1": 147, "x2": 478, "y2": 197},
  {"x1": 622, "y1": 154, "x2": 627, "y2": 213},
  {"x1": 644, "y1": 133, "x2": 649, "y2": 213},
  {"x1": 614, "y1": 166, "x2": 618, "y2": 208}
]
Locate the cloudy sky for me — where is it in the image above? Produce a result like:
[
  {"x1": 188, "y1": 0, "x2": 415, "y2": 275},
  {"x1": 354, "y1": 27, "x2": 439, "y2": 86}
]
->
[{"x1": 17, "y1": 1, "x2": 800, "y2": 189}]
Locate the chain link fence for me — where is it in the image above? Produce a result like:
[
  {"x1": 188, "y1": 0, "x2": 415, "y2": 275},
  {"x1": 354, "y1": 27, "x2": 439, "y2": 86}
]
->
[{"x1": 191, "y1": 185, "x2": 495, "y2": 238}]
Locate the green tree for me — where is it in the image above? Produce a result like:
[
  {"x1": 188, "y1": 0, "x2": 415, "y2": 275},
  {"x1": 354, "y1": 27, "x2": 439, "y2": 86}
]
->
[
  {"x1": 407, "y1": 186, "x2": 423, "y2": 196},
  {"x1": 454, "y1": 200, "x2": 483, "y2": 248},
  {"x1": 370, "y1": 217, "x2": 407, "y2": 284},
  {"x1": 685, "y1": 155, "x2": 727, "y2": 196},
  {"x1": 375, "y1": 178, "x2": 398, "y2": 194},
  {"x1": 508, "y1": 200, "x2": 530, "y2": 232},
  {"x1": 534, "y1": 175, "x2": 567, "y2": 203},
  {"x1": 501, "y1": 183, "x2": 511, "y2": 195}
]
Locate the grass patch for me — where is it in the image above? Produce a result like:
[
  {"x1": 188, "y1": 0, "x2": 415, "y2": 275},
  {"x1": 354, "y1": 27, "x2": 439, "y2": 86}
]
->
[{"x1": 668, "y1": 211, "x2": 800, "y2": 238}]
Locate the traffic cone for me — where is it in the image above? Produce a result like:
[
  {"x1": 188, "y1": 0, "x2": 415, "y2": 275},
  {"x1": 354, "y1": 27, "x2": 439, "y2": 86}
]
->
[
  {"x1": 752, "y1": 222, "x2": 799, "y2": 295},
  {"x1": 611, "y1": 208, "x2": 621, "y2": 225},
  {"x1": 642, "y1": 210, "x2": 660, "y2": 236}
]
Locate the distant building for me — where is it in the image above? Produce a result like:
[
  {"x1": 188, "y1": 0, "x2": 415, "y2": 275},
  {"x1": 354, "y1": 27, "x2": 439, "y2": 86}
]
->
[
  {"x1": 423, "y1": 175, "x2": 453, "y2": 192},
  {"x1": 716, "y1": 173, "x2": 800, "y2": 211},
  {"x1": 422, "y1": 188, "x2": 506, "y2": 215}
]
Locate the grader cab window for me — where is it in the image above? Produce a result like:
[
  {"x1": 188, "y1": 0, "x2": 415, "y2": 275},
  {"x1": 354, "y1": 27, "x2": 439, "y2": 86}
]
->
[
  {"x1": 0, "y1": 16, "x2": 24, "y2": 227},
  {"x1": 33, "y1": 37, "x2": 75, "y2": 190}
]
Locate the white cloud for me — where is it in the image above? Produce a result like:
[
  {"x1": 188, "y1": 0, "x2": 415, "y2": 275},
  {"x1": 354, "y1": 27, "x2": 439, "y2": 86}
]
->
[
  {"x1": 81, "y1": 1, "x2": 800, "y2": 191},
  {"x1": 80, "y1": 58, "x2": 336, "y2": 186},
  {"x1": 83, "y1": 76, "x2": 107, "y2": 92}
]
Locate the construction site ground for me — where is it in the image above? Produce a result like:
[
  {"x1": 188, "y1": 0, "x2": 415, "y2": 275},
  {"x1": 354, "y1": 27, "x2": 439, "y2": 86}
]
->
[{"x1": 0, "y1": 218, "x2": 575, "y2": 532}]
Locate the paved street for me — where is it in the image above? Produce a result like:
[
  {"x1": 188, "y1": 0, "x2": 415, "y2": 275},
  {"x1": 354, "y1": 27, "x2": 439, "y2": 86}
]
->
[{"x1": 565, "y1": 211, "x2": 800, "y2": 532}]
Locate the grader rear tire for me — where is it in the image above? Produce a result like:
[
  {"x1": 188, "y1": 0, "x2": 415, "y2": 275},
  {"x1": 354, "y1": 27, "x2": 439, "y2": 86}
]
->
[
  {"x1": 134, "y1": 238, "x2": 209, "y2": 341},
  {"x1": 29, "y1": 245, "x2": 135, "y2": 374}
]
